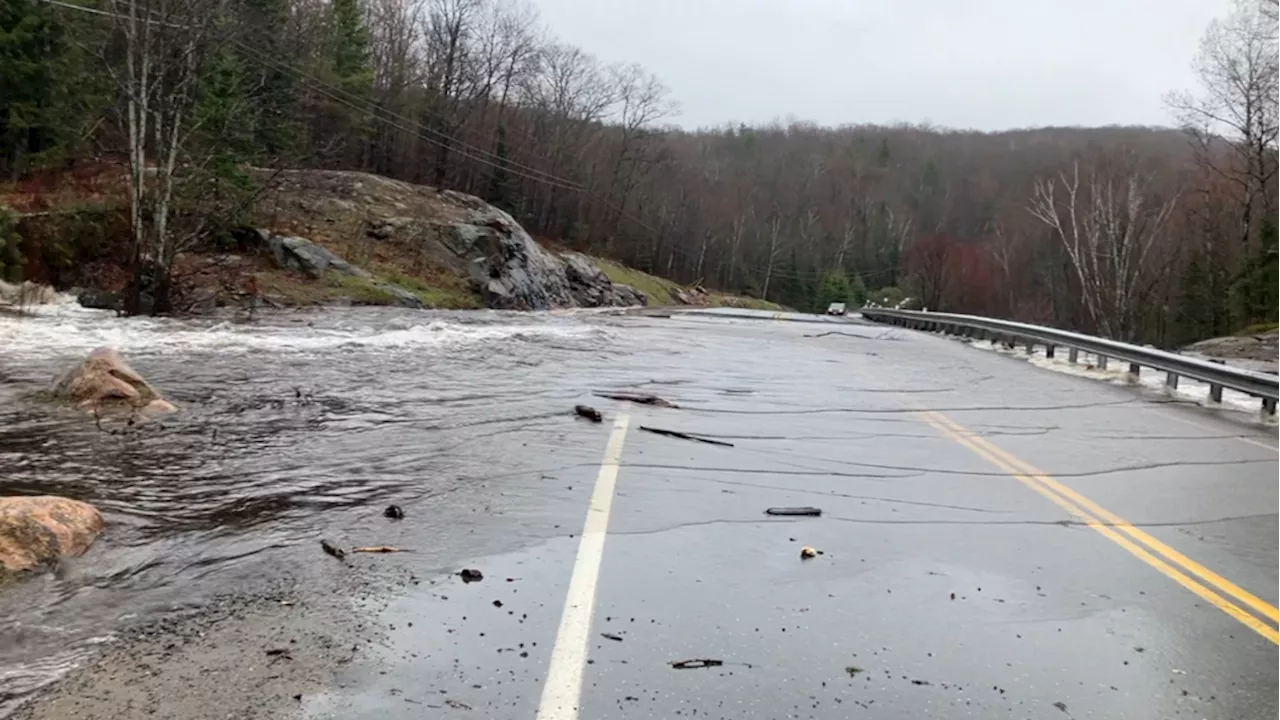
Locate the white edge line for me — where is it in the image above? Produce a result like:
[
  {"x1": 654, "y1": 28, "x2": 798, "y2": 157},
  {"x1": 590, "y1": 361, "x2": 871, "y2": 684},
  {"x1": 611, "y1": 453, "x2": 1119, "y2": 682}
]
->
[{"x1": 534, "y1": 412, "x2": 630, "y2": 720}]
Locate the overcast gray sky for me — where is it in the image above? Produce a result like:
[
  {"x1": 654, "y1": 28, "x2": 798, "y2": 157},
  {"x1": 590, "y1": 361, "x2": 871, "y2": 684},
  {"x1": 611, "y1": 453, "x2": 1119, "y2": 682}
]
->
[{"x1": 529, "y1": 0, "x2": 1230, "y2": 131}]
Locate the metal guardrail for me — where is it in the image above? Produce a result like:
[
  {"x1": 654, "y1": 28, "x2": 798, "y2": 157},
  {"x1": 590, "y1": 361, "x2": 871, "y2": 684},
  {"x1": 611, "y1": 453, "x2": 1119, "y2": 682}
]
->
[{"x1": 860, "y1": 308, "x2": 1279, "y2": 414}]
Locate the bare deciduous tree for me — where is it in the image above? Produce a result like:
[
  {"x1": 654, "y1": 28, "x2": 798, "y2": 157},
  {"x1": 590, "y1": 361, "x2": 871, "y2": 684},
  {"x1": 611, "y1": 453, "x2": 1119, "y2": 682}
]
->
[
  {"x1": 1028, "y1": 160, "x2": 1178, "y2": 340},
  {"x1": 1165, "y1": 0, "x2": 1279, "y2": 247},
  {"x1": 104, "y1": 0, "x2": 226, "y2": 313}
]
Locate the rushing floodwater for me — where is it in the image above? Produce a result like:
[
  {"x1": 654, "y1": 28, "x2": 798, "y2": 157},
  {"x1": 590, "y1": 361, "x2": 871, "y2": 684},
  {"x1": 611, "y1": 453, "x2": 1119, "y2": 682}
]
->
[{"x1": 0, "y1": 299, "x2": 660, "y2": 714}]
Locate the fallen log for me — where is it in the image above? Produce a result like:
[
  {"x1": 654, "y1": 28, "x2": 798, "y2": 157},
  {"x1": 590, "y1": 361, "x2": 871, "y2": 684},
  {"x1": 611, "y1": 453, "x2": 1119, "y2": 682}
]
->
[
  {"x1": 670, "y1": 658, "x2": 724, "y2": 669},
  {"x1": 765, "y1": 507, "x2": 822, "y2": 517},
  {"x1": 594, "y1": 392, "x2": 679, "y2": 408}
]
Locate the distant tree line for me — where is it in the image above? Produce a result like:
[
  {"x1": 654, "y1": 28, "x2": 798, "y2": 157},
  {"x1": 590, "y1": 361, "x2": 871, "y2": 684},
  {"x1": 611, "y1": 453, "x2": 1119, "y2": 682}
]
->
[{"x1": 0, "y1": 0, "x2": 1275, "y2": 343}]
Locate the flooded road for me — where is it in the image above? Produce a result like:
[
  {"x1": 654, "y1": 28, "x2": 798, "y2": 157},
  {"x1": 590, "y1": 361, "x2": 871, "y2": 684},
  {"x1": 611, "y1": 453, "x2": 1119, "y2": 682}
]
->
[
  {"x1": 0, "y1": 303, "x2": 640, "y2": 713},
  {"x1": 1, "y1": 302, "x2": 1276, "y2": 718}
]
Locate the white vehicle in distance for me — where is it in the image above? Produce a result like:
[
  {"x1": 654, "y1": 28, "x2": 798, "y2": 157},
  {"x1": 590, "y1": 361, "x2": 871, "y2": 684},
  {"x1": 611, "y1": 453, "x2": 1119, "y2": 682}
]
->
[{"x1": 825, "y1": 302, "x2": 847, "y2": 316}]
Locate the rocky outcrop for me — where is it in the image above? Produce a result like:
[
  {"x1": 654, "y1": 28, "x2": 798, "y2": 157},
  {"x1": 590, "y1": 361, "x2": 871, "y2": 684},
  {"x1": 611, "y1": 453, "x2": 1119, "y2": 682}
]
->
[
  {"x1": 51, "y1": 347, "x2": 177, "y2": 415},
  {"x1": 561, "y1": 252, "x2": 646, "y2": 307},
  {"x1": 1186, "y1": 331, "x2": 1279, "y2": 362},
  {"x1": 431, "y1": 191, "x2": 646, "y2": 310},
  {"x1": 253, "y1": 169, "x2": 647, "y2": 311},
  {"x1": 257, "y1": 229, "x2": 371, "y2": 280},
  {"x1": 0, "y1": 496, "x2": 104, "y2": 572},
  {"x1": 254, "y1": 229, "x2": 424, "y2": 308}
]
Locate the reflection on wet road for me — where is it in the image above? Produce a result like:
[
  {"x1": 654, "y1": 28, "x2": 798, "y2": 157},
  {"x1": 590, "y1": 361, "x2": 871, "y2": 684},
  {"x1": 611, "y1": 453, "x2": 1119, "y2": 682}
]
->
[{"x1": 1, "y1": 304, "x2": 1276, "y2": 718}]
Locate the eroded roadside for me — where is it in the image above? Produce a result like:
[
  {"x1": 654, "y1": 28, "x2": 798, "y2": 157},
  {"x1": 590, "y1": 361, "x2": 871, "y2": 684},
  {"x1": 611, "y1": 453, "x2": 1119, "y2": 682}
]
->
[{"x1": 13, "y1": 591, "x2": 364, "y2": 720}]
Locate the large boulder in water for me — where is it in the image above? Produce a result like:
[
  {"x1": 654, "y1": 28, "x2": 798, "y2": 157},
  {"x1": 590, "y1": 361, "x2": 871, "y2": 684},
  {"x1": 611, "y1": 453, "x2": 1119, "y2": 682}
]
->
[
  {"x1": 0, "y1": 496, "x2": 104, "y2": 572},
  {"x1": 51, "y1": 347, "x2": 177, "y2": 415}
]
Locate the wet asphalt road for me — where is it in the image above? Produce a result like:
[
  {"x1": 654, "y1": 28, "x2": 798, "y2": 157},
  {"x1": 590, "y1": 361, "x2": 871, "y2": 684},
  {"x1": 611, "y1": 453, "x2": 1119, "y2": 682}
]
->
[{"x1": 295, "y1": 312, "x2": 1278, "y2": 720}]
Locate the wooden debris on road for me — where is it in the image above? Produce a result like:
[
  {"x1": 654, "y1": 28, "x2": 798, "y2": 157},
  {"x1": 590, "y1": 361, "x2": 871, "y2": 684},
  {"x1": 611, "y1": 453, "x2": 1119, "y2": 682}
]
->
[
  {"x1": 352, "y1": 546, "x2": 406, "y2": 553},
  {"x1": 600, "y1": 632, "x2": 624, "y2": 642},
  {"x1": 638, "y1": 426, "x2": 734, "y2": 447},
  {"x1": 574, "y1": 405, "x2": 603, "y2": 422},
  {"x1": 765, "y1": 507, "x2": 822, "y2": 517},
  {"x1": 670, "y1": 658, "x2": 724, "y2": 669},
  {"x1": 594, "y1": 392, "x2": 679, "y2": 408}
]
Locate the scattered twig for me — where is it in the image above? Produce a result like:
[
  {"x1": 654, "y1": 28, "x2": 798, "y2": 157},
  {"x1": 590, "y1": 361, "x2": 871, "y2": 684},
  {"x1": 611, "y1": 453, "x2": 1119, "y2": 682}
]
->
[
  {"x1": 594, "y1": 392, "x2": 679, "y2": 408},
  {"x1": 352, "y1": 546, "x2": 406, "y2": 553},
  {"x1": 670, "y1": 658, "x2": 724, "y2": 669},
  {"x1": 265, "y1": 648, "x2": 293, "y2": 659},
  {"x1": 805, "y1": 329, "x2": 897, "y2": 340},
  {"x1": 638, "y1": 426, "x2": 734, "y2": 447},
  {"x1": 600, "y1": 632, "x2": 624, "y2": 642},
  {"x1": 765, "y1": 507, "x2": 822, "y2": 517},
  {"x1": 445, "y1": 698, "x2": 472, "y2": 710}
]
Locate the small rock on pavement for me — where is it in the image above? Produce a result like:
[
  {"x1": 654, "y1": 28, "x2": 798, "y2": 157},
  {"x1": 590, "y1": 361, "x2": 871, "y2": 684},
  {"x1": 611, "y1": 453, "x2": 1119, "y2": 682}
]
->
[
  {"x1": 320, "y1": 539, "x2": 346, "y2": 561},
  {"x1": 459, "y1": 568, "x2": 484, "y2": 583},
  {"x1": 799, "y1": 546, "x2": 821, "y2": 560},
  {"x1": 574, "y1": 405, "x2": 603, "y2": 422},
  {"x1": 383, "y1": 504, "x2": 405, "y2": 520}
]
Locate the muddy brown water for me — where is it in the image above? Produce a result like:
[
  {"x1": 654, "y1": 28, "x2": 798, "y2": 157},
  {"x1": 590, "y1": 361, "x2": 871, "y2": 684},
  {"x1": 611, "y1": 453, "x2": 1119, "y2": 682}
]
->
[{"x1": 0, "y1": 302, "x2": 665, "y2": 716}]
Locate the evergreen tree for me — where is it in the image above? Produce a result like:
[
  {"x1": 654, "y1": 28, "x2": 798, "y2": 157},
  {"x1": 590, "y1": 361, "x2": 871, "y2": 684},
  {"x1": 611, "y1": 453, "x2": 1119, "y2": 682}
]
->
[
  {"x1": 875, "y1": 137, "x2": 891, "y2": 168},
  {"x1": 0, "y1": 0, "x2": 66, "y2": 178},
  {"x1": 486, "y1": 124, "x2": 513, "y2": 209},
  {"x1": 235, "y1": 0, "x2": 300, "y2": 159},
  {"x1": 1174, "y1": 250, "x2": 1214, "y2": 345},
  {"x1": 816, "y1": 269, "x2": 869, "y2": 310},
  {"x1": 817, "y1": 269, "x2": 851, "y2": 310},
  {"x1": 195, "y1": 48, "x2": 257, "y2": 176},
  {"x1": 331, "y1": 0, "x2": 373, "y2": 95},
  {"x1": 1230, "y1": 216, "x2": 1279, "y2": 330}
]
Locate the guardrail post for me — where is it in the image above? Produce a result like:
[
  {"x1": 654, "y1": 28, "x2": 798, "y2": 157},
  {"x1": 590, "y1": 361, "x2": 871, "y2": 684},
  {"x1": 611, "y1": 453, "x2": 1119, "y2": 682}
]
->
[
  {"x1": 1023, "y1": 338, "x2": 1035, "y2": 354},
  {"x1": 1208, "y1": 384, "x2": 1223, "y2": 404},
  {"x1": 1128, "y1": 363, "x2": 1141, "y2": 379},
  {"x1": 1165, "y1": 371, "x2": 1179, "y2": 390},
  {"x1": 1068, "y1": 348, "x2": 1079, "y2": 363},
  {"x1": 1096, "y1": 355, "x2": 1108, "y2": 370},
  {"x1": 1045, "y1": 344, "x2": 1056, "y2": 359},
  {"x1": 1264, "y1": 398, "x2": 1277, "y2": 416}
]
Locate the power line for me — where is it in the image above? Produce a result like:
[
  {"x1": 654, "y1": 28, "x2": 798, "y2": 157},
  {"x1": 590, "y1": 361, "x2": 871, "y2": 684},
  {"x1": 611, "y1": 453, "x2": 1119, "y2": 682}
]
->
[
  {"x1": 41, "y1": 0, "x2": 588, "y2": 191},
  {"x1": 37, "y1": 0, "x2": 588, "y2": 192},
  {"x1": 232, "y1": 42, "x2": 588, "y2": 193}
]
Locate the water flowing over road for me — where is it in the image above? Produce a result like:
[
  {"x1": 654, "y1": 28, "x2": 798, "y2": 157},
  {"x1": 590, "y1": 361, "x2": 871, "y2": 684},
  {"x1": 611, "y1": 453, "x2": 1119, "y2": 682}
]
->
[{"x1": 1, "y1": 301, "x2": 1276, "y2": 719}]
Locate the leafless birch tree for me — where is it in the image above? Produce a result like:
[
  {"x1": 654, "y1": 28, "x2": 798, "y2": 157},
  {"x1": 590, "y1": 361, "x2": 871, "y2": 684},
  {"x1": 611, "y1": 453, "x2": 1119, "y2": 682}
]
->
[{"x1": 1028, "y1": 161, "x2": 1178, "y2": 340}]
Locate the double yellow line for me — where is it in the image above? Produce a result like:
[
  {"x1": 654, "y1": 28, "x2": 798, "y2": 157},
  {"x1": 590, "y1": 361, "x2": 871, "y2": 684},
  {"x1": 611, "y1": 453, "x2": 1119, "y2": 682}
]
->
[{"x1": 919, "y1": 410, "x2": 1279, "y2": 645}]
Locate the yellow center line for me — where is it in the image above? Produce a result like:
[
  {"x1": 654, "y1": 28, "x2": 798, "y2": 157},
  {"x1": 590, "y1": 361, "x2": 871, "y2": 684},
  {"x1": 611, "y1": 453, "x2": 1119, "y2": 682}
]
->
[{"x1": 918, "y1": 410, "x2": 1279, "y2": 646}]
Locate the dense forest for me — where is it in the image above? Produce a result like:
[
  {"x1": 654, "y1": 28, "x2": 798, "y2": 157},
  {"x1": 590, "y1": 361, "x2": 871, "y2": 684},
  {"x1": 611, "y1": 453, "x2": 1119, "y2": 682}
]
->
[{"x1": 0, "y1": 0, "x2": 1276, "y2": 345}]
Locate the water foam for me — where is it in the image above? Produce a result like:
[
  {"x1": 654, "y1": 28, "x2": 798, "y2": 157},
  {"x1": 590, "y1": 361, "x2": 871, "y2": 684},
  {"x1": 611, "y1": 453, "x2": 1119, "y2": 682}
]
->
[{"x1": 0, "y1": 305, "x2": 609, "y2": 359}]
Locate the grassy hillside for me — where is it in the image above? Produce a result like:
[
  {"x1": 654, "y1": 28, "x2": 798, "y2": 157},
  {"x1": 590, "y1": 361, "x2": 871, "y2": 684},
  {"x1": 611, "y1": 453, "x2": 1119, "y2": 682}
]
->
[{"x1": 594, "y1": 259, "x2": 784, "y2": 310}]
